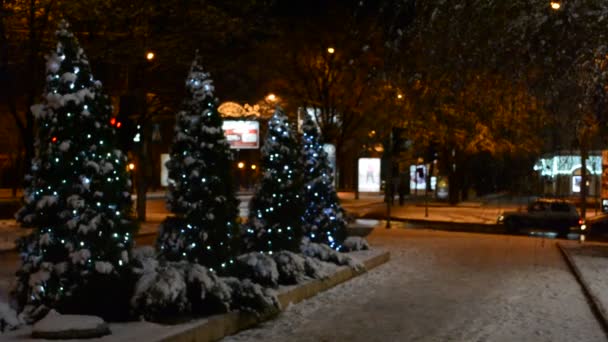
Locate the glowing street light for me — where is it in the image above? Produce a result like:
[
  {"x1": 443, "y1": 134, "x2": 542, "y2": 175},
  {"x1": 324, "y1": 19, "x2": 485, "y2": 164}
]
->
[
  {"x1": 128, "y1": 163, "x2": 135, "y2": 171},
  {"x1": 251, "y1": 164, "x2": 257, "y2": 170},
  {"x1": 237, "y1": 161, "x2": 245, "y2": 169},
  {"x1": 266, "y1": 93, "x2": 277, "y2": 102},
  {"x1": 397, "y1": 94, "x2": 403, "y2": 100},
  {"x1": 146, "y1": 51, "x2": 155, "y2": 61},
  {"x1": 327, "y1": 47, "x2": 335, "y2": 54},
  {"x1": 550, "y1": 2, "x2": 560, "y2": 10}
]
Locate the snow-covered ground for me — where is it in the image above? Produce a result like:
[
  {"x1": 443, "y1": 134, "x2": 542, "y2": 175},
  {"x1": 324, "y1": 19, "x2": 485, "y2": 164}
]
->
[
  {"x1": 561, "y1": 244, "x2": 608, "y2": 324},
  {"x1": 222, "y1": 227, "x2": 607, "y2": 341}
]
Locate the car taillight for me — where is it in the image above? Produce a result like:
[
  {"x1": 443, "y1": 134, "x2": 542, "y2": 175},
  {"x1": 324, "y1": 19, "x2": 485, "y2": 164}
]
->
[{"x1": 579, "y1": 218, "x2": 585, "y2": 225}]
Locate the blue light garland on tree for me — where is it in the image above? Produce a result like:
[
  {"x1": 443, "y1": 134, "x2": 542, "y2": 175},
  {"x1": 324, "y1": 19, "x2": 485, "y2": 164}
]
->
[
  {"x1": 301, "y1": 113, "x2": 347, "y2": 250},
  {"x1": 244, "y1": 107, "x2": 304, "y2": 253},
  {"x1": 14, "y1": 20, "x2": 137, "y2": 319},
  {"x1": 157, "y1": 52, "x2": 240, "y2": 272}
]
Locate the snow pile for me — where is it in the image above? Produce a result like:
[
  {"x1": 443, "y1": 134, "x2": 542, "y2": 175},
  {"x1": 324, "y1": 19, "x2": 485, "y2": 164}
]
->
[
  {"x1": 0, "y1": 301, "x2": 22, "y2": 333},
  {"x1": 342, "y1": 236, "x2": 370, "y2": 252},
  {"x1": 235, "y1": 252, "x2": 279, "y2": 287},
  {"x1": 301, "y1": 241, "x2": 365, "y2": 271},
  {"x1": 31, "y1": 309, "x2": 110, "y2": 339}
]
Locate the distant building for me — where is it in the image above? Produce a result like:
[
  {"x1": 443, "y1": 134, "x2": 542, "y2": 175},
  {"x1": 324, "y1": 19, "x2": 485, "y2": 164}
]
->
[{"x1": 534, "y1": 152, "x2": 602, "y2": 197}]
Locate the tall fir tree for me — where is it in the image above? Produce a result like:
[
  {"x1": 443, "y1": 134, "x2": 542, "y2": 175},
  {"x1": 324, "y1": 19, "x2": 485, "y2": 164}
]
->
[
  {"x1": 244, "y1": 107, "x2": 304, "y2": 253},
  {"x1": 301, "y1": 114, "x2": 347, "y2": 250},
  {"x1": 14, "y1": 21, "x2": 137, "y2": 319},
  {"x1": 157, "y1": 52, "x2": 240, "y2": 272}
]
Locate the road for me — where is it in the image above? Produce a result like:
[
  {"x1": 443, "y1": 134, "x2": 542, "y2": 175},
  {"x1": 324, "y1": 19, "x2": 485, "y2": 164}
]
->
[{"x1": 224, "y1": 227, "x2": 607, "y2": 342}]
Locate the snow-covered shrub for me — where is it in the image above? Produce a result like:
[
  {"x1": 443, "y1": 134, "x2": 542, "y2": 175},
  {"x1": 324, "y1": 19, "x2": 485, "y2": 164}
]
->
[
  {"x1": 16, "y1": 304, "x2": 49, "y2": 325},
  {"x1": 235, "y1": 252, "x2": 279, "y2": 287},
  {"x1": 342, "y1": 236, "x2": 369, "y2": 252},
  {"x1": 132, "y1": 246, "x2": 157, "y2": 262},
  {"x1": 301, "y1": 242, "x2": 364, "y2": 271},
  {"x1": 0, "y1": 301, "x2": 23, "y2": 333},
  {"x1": 303, "y1": 256, "x2": 333, "y2": 280},
  {"x1": 187, "y1": 264, "x2": 232, "y2": 315},
  {"x1": 272, "y1": 251, "x2": 307, "y2": 284},
  {"x1": 223, "y1": 277, "x2": 280, "y2": 317},
  {"x1": 131, "y1": 262, "x2": 189, "y2": 322}
]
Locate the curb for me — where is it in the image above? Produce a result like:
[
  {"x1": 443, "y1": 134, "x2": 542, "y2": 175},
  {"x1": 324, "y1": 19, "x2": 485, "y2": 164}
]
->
[
  {"x1": 359, "y1": 214, "x2": 501, "y2": 233},
  {"x1": 557, "y1": 243, "x2": 608, "y2": 335},
  {"x1": 161, "y1": 251, "x2": 391, "y2": 342}
]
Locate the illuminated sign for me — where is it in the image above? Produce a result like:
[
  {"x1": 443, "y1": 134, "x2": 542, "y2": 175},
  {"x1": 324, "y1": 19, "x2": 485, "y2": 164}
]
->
[
  {"x1": 222, "y1": 120, "x2": 259, "y2": 149},
  {"x1": 358, "y1": 158, "x2": 381, "y2": 192}
]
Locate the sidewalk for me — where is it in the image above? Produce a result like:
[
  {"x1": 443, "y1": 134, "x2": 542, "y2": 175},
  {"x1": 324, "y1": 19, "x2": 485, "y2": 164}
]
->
[{"x1": 558, "y1": 242, "x2": 608, "y2": 332}]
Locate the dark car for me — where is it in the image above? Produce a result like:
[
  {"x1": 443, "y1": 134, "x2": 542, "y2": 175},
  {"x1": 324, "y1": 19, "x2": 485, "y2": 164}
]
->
[{"x1": 497, "y1": 199, "x2": 586, "y2": 236}]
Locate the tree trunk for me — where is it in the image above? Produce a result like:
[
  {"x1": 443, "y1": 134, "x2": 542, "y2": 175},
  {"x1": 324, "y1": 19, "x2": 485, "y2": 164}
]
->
[{"x1": 580, "y1": 148, "x2": 588, "y2": 219}]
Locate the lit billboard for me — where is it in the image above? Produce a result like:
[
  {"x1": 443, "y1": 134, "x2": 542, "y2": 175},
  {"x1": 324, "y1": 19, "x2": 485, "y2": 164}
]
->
[
  {"x1": 222, "y1": 120, "x2": 259, "y2": 149},
  {"x1": 358, "y1": 158, "x2": 381, "y2": 192}
]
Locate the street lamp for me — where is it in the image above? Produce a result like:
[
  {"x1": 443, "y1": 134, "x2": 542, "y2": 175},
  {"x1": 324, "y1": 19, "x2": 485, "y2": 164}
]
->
[
  {"x1": 237, "y1": 161, "x2": 245, "y2": 169},
  {"x1": 146, "y1": 51, "x2": 155, "y2": 61},
  {"x1": 327, "y1": 47, "x2": 335, "y2": 54},
  {"x1": 266, "y1": 93, "x2": 277, "y2": 102},
  {"x1": 550, "y1": 2, "x2": 560, "y2": 10}
]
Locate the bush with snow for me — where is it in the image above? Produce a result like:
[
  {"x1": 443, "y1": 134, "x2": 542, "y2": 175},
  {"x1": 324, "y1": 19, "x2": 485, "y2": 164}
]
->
[
  {"x1": 301, "y1": 241, "x2": 365, "y2": 271},
  {"x1": 131, "y1": 262, "x2": 189, "y2": 322},
  {"x1": 130, "y1": 256, "x2": 281, "y2": 322},
  {"x1": 0, "y1": 301, "x2": 23, "y2": 333},
  {"x1": 222, "y1": 277, "x2": 280, "y2": 317},
  {"x1": 272, "y1": 251, "x2": 308, "y2": 284},
  {"x1": 342, "y1": 236, "x2": 370, "y2": 252},
  {"x1": 235, "y1": 252, "x2": 279, "y2": 287},
  {"x1": 187, "y1": 264, "x2": 233, "y2": 315}
]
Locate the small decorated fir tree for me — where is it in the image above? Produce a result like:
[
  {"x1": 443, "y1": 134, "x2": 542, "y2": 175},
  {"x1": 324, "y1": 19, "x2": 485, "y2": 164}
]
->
[
  {"x1": 244, "y1": 107, "x2": 304, "y2": 253},
  {"x1": 157, "y1": 52, "x2": 240, "y2": 272},
  {"x1": 14, "y1": 21, "x2": 137, "y2": 319},
  {"x1": 301, "y1": 114, "x2": 347, "y2": 250}
]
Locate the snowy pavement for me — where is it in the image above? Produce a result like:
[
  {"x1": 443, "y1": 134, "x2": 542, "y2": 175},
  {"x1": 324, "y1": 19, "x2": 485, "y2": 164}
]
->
[
  {"x1": 559, "y1": 243, "x2": 608, "y2": 330},
  {"x1": 222, "y1": 227, "x2": 607, "y2": 342}
]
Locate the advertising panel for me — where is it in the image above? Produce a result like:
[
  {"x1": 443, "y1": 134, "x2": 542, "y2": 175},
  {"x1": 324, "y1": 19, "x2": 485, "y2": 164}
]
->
[
  {"x1": 222, "y1": 120, "x2": 260, "y2": 149},
  {"x1": 358, "y1": 158, "x2": 381, "y2": 192},
  {"x1": 410, "y1": 165, "x2": 427, "y2": 191}
]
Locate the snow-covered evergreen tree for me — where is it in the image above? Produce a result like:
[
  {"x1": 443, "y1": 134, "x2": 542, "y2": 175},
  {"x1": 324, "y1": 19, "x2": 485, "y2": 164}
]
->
[
  {"x1": 244, "y1": 107, "x2": 304, "y2": 253},
  {"x1": 301, "y1": 114, "x2": 347, "y2": 250},
  {"x1": 157, "y1": 52, "x2": 240, "y2": 272},
  {"x1": 14, "y1": 21, "x2": 137, "y2": 318}
]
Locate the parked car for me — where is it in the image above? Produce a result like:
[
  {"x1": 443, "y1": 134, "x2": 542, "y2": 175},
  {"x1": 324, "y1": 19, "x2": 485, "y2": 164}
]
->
[{"x1": 497, "y1": 198, "x2": 586, "y2": 236}]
